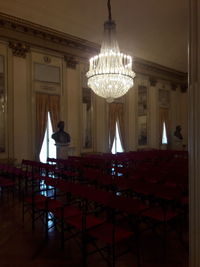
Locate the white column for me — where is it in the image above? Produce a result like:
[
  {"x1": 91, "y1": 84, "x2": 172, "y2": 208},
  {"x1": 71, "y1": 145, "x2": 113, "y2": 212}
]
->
[
  {"x1": 13, "y1": 56, "x2": 29, "y2": 162},
  {"x1": 189, "y1": 0, "x2": 200, "y2": 266}
]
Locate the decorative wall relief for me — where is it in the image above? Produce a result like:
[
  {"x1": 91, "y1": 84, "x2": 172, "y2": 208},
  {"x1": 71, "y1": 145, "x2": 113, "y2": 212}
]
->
[
  {"x1": 82, "y1": 87, "x2": 92, "y2": 149},
  {"x1": 9, "y1": 42, "x2": 30, "y2": 58},
  {"x1": 34, "y1": 63, "x2": 60, "y2": 83},
  {"x1": 138, "y1": 85, "x2": 148, "y2": 146},
  {"x1": 138, "y1": 116, "x2": 147, "y2": 146},
  {"x1": 138, "y1": 85, "x2": 147, "y2": 116},
  {"x1": 159, "y1": 89, "x2": 170, "y2": 108},
  {"x1": 0, "y1": 55, "x2": 5, "y2": 152},
  {"x1": 34, "y1": 63, "x2": 61, "y2": 94}
]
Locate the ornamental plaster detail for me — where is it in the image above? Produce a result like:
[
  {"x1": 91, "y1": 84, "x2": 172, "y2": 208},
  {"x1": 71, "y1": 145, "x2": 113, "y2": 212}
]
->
[{"x1": 9, "y1": 41, "x2": 30, "y2": 58}]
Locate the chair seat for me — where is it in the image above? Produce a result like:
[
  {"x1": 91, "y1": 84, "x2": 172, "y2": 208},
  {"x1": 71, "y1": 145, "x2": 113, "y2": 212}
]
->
[
  {"x1": 109, "y1": 195, "x2": 149, "y2": 215},
  {"x1": 88, "y1": 223, "x2": 133, "y2": 244},
  {"x1": 154, "y1": 187, "x2": 182, "y2": 201},
  {"x1": 114, "y1": 178, "x2": 130, "y2": 191},
  {"x1": 0, "y1": 178, "x2": 15, "y2": 187},
  {"x1": 180, "y1": 196, "x2": 188, "y2": 205},
  {"x1": 33, "y1": 174, "x2": 46, "y2": 181},
  {"x1": 53, "y1": 205, "x2": 81, "y2": 219},
  {"x1": 65, "y1": 214, "x2": 105, "y2": 230},
  {"x1": 35, "y1": 198, "x2": 63, "y2": 211},
  {"x1": 141, "y1": 207, "x2": 179, "y2": 222},
  {"x1": 63, "y1": 170, "x2": 79, "y2": 177},
  {"x1": 129, "y1": 181, "x2": 161, "y2": 196},
  {"x1": 24, "y1": 194, "x2": 47, "y2": 204}
]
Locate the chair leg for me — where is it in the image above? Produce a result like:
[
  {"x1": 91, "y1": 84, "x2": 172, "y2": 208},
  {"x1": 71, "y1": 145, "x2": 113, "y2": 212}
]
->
[
  {"x1": 112, "y1": 243, "x2": 115, "y2": 267},
  {"x1": 32, "y1": 206, "x2": 35, "y2": 231},
  {"x1": 22, "y1": 203, "x2": 25, "y2": 222},
  {"x1": 82, "y1": 230, "x2": 87, "y2": 267},
  {"x1": 163, "y1": 220, "x2": 167, "y2": 262},
  {"x1": 61, "y1": 218, "x2": 65, "y2": 250},
  {"x1": 135, "y1": 232, "x2": 142, "y2": 267},
  {"x1": 45, "y1": 211, "x2": 49, "y2": 241}
]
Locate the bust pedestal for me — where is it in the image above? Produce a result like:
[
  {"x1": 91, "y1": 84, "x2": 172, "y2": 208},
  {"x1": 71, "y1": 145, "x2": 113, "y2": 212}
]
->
[
  {"x1": 55, "y1": 143, "x2": 70, "y2": 159},
  {"x1": 173, "y1": 137, "x2": 183, "y2": 151}
]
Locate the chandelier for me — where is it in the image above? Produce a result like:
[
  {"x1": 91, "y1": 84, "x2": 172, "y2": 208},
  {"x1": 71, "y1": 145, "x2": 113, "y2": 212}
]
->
[{"x1": 86, "y1": 0, "x2": 135, "y2": 103}]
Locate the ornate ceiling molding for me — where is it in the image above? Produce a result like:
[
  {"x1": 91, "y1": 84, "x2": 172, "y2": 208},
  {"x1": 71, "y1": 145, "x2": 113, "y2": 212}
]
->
[
  {"x1": 171, "y1": 83, "x2": 178, "y2": 91},
  {"x1": 43, "y1": 56, "x2": 52, "y2": 64},
  {"x1": 9, "y1": 41, "x2": 30, "y2": 58},
  {"x1": 64, "y1": 55, "x2": 78, "y2": 69},
  {"x1": 0, "y1": 12, "x2": 187, "y2": 90},
  {"x1": 134, "y1": 58, "x2": 188, "y2": 90},
  {"x1": 149, "y1": 77, "x2": 157, "y2": 86},
  {"x1": 180, "y1": 84, "x2": 188, "y2": 93},
  {"x1": 0, "y1": 12, "x2": 98, "y2": 59}
]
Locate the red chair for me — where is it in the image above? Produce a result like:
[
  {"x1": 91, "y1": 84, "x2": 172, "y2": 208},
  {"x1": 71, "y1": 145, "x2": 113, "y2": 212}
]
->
[
  {"x1": 42, "y1": 179, "x2": 104, "y2": 252},
  {"x1": 140, "y1": 203, "x2": 182, "y2": 264},
  {"x1": 0, "y1": 176, "x2": 16, "y2": 200},
  {"x1": 81, "y1": 167, "x2": 102, "y2": 186},
  {"x1": 84, "y1": 192, "x2": 149, "y2": 267},
  {"x1": 22, "y1": 173, "x2": 58, "y2": 232}
]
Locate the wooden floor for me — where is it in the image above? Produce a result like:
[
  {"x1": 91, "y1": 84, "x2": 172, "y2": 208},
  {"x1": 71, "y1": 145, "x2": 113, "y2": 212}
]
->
[{"x1": 0, "y1": 193, "x2": 188, "y2": 267}]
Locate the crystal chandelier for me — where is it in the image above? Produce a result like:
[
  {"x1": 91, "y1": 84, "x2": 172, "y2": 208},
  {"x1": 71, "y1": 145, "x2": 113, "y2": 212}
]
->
[{"x1": 86, "y1": 0, "x2": 135, "y2": 103}]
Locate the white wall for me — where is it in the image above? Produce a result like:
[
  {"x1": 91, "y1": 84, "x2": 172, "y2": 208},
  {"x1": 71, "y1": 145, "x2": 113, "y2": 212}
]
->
[{"x1": 0, "y1": 41, "x2": 188, "y2": 162}]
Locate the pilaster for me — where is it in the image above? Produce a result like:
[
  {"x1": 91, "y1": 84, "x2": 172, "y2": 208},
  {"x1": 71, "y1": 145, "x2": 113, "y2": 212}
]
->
[{"x1": 189, "y1": 0, "x2": 200, "y2": 266}]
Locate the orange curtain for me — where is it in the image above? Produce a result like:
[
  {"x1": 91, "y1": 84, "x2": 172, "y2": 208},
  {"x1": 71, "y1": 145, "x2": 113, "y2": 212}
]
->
[
  {"x1": 159, "y1": 108, "x2": 170, "y2": 146},
  {"x1": 35, "y1": 93, "x2": 60, "y2": 160},
  {"x1": 35, "y1": 93, "x2": 49, "y2": 160},
  {"x1": 49, "y1": 95, "x2": 60, "y2": 132},
  {"x1": 108, "y1": 102, "x2": 125, "y2": 152}
]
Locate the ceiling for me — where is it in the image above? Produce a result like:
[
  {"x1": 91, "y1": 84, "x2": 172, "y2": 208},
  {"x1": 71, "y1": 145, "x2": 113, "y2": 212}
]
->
[{"x1": 0, "y1": 0, "x2": 188, "y2": 72}]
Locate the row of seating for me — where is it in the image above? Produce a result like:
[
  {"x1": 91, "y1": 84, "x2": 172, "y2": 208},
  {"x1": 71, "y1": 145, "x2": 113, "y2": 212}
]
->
[
  {"x1": 0, "y1": 151, "x2": 188, "y2": 266},
  {"x1": 22, "y1": 174, "x2": 183, "y2": 267},
  {"x1": 45, "y1": 155, "x2": 188, "y2": 211}
]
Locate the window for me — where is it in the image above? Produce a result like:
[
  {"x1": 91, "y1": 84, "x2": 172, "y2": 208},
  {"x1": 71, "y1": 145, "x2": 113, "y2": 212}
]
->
[
  {"x1": 162, "y1": 122, "x2": 168, "y2": 144},
  {"x1": 111, "y1": 121, "x2": 124, "y2": 154},
  {"x1": 39, "y1": 112, "x2": 56, "y2": 162}
]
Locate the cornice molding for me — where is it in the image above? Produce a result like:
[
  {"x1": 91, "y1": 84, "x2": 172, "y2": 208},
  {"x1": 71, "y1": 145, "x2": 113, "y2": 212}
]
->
[
  {"x1": 0, "y1": 12, "x2": 98, "y2": 59},
  {"x1": 0, "y1": 12, "x2": 187, "y2": 89},
  {"x1": 134, "y1": 58, "x2": 188, "y2": 90}
]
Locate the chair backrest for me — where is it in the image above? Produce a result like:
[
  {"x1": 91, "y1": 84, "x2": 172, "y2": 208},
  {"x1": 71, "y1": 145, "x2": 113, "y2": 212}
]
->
[
  {"x1": 108, "y1": 194, "x2": 149, "y2": 215},
  {"x1": 82, "y1": 167, "x2": 101, "y2": 183},
  {"x1": 81, "y1": 186, "x2": 112, "y2": 206},
  {"x1": 44, "y1": 176, "x2": 60, "y2": 188}
]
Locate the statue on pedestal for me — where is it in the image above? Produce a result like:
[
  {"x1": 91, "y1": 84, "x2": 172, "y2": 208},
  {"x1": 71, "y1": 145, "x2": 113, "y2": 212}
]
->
[
  {"x1": 52, "y1": 121, "x2": 70, "y2": 159},
  {"x1": 173, "y1": 125, "x2": 183, "y2": 150},
  {"x1": 52, "y1": 121, "x2": 70, "y2": 144}
]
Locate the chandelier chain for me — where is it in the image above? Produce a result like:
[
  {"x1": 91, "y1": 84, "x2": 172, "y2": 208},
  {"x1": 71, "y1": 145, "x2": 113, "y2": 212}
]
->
[{"x1": 107, "y1": 0, "x2": 112, "y2": 21}]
